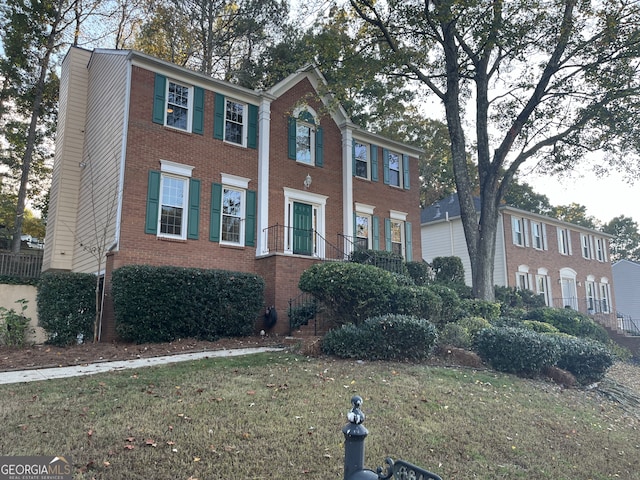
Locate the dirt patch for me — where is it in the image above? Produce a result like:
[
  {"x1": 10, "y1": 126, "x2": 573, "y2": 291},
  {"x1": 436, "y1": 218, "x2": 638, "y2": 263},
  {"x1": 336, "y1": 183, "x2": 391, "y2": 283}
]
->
[{"x1": 0, "y1": 336, "x2": 286, "y2": 372}]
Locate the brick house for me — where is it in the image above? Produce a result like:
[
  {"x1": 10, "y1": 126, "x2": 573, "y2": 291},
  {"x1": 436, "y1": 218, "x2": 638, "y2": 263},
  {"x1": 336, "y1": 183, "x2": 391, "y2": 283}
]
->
[
  {"x1": 421, "y1": 194, "x2": 617, "y2": 328},
  {"x1": 43, "y1": 47, "x2": 422, "y2": 340}
]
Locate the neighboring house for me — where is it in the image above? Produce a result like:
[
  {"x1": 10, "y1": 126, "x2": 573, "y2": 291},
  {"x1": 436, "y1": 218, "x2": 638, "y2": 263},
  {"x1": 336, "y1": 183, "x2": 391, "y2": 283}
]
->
[
  {"x1": 421, "y1": 194, "x2": 617, "y2": 327},
  {"x1": 612, "y1": 260, "x2": 640, "y2": 334},
  {"x1": 43, "y1": 47, "x2": 422, "y2": 340}
]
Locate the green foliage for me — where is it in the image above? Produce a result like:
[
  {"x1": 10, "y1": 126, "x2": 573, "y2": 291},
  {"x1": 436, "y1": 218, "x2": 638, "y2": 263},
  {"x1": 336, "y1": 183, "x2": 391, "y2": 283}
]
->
[
  {"x1": 437, "y1": 322, "x2": 471, "y2": 349},
  {"x1": 521, "y1": 320, "x2": 560, "y2": 334},
  {"x1": 503, "y1": 180, "x2": 553, "y2": 215},
  {"x1": 495, "y1": 285, "x2": 546, "y2": 314},
  {"x1": 457, "y1": 316, "x2": 492, "y2": 341},
  {"x1": 0, "y1": 298, "x2": 31, "y2": 347},
  {"x1": 425, "y1": 284, "x2": 463, "y2": 325},
  {"x1": 37, "y1": 272, "x2": 95, "y2": 346},
  {"x1": 461, "y1": 298, "x2": 501, "y2": 321},
  {"x1": 553, "y1": 336, "x2": 614, "y2": 385},
  {"x1": 475, "y1": 327, "x2": 561, "y2": 376},
  {"x1": 405, "y1": 260, "x2": 432, "y2": 286},
  {"x1": 526, "y1": 308, "x2": 609, "y2": 343},
  {"x1": 603, "y1": 215, "x2": 640, "y2": 262},
  {"x1": 348, "y1": 249, "x2": 408, "y2": 275},
  {"x1": 322, "y1": 314, "x2": 438, "y2": 361},
  {"x1": 391, "y1": 285, "x2": 442, "y2": 323},
  {"x1": 431, "y1": 256, "x2": 465, "y2": 284},
  {"x1": 288, "y1": 301, "x2": 318, "y2": 331},
  {"x1": 299, "y1": 262, "x2": 396, "y2": 325},
  {"x1": 112, "y1": 265, "x2": 264, "y2": 343}
]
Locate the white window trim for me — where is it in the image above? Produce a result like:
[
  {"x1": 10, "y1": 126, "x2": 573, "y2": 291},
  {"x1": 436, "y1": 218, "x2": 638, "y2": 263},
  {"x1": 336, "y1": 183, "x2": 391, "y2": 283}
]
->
[
  {"x1": 220, "y1": 186, "x2": 246, "y2": 246},
  {"x1": 516, "y1": 265, "x2": 531, "y2": 290},
  {"x1": 355, "y1": 212, "x2": 373, "y2": 250},
  {"x1": 224, "y1": 98, "x2": 248, "y2": 147},
  {"x1": 535, "y1": 270, "x2": 551, "y2": 306},
  {"x1": 165, "y1": 80, "x2": 193, "y2": 132},
  {"x1": 531, "y1": 221, "x2": 544, "y2": 250},
  {"x1": 388, "y1": 150, "x2": 402, "y2": 188},
  {"x1": 390, "y1": 218, "x2": 405, "y2": 258},
  {"x1": 293, "y1": 105, "x2": 319, "y2": 166},
  {"x1": 355, "y1": 202, "x2": 375, "y2": 215},
  {"x1": 559, "y1": 267, "x2": 578, "y2": 310},
  {"x1": 390, "y1": 209, "x2": 408, "y2": 221},
  {"x1": 160, "y1": 159, "x2": 194, "y2": 177},
  {"x1": 512, "y1": 217, "x2": 524, "y2": 247},
  {"x1": 158, "y1": 174, "x2": 189, "y2": 240},
  {"x1": 221, "y1": 173, "x2": 250, "y2": 189},
  {"x1": 282, "y1": 187, "x2": 328, "y2": 257}
]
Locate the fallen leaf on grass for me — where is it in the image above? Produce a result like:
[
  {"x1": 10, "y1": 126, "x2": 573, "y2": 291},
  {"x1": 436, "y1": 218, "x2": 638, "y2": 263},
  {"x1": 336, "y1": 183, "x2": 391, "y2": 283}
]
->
[{"x1": 124, "y1": 445, "x2": 135, "y2": 450}]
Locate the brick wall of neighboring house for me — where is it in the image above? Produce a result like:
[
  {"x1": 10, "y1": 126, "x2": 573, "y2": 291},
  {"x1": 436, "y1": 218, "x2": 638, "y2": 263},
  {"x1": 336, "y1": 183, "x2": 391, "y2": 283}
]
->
[{"x1": 502, "y1": 212, "x2": 615, "y2": 313}]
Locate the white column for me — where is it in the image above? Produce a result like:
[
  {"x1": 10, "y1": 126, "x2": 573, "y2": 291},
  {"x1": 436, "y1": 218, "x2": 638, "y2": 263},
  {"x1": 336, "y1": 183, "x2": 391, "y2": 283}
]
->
[
  {"x1": 256, "y1": 96, "x2": 271, "y2": 256},
  {"x1": 342, "y1": 126, "x2": 354, "y2": 257}
]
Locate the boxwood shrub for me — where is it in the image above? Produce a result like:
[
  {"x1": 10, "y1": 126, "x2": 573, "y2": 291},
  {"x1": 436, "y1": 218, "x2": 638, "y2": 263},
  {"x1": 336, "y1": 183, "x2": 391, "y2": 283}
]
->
[
  {"x1": 474, "y1": 327, "x2": 560, "y2": 375},
  {"x1": 112, "y1": 265, "x2": 264, "y2": 343},
  {"x1": 37, "y1": 271, "x2": 95, "y2": 346},
  {"x1": 405, "y1": 261, "x2": 432, "y2": 286},
  {"x1": 391, "y1": 285, "x2": 442, "y2": 323},
  {"x1": 348, "y1": 249, "x2": 408, "y2": 275},
  {"x1": 554, "y1": 336, "x2": 614, "y2": 385},
  {"x1": 426, "y1": 284, "x2": 463, "y2": 325},
  {"x1": 322, "y1": 314, "x2": 438, "y2": 361},
  {"x1": 299, "y1": 262, "x2": 397, "y2": 325},
  {"x1": 526, "y1": 307, "x2": 610, "y2": 343},
  {"x1": 461, "y1": 298, "x2": 501, "y2": 321}
]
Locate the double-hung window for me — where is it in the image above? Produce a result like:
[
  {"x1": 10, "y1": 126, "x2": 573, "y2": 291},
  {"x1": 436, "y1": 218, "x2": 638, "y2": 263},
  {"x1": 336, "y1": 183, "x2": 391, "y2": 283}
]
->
[
  {"x1": 586, "y1": 280, "x2": 596, "y2": 312},
  {"x1": 355, "y1": 213, "x2": 371, "y2": 250},
  {"x1": 166, "y1": 81, "x2": 191, "y2": 131},
  {"x1": 531, "y1": 221, "x2": 544, "y2": 250},
  {"x1": 535, "y1": 272, "x2": 551, "y2": 306},
  {"x1": 354, "y1": 142, "x2": 369, "y2": 179},
  {"x1": 383, "y1": 149, "x2": 410, "y2": 189},
  {"x1": 288, "y1": 109, "x2": 323, "y2": 167},
  {"x1": 145, "y1": 161, "x2": 199, "y2": 241},
  {"x1": 152, "y1": 74, "x2": 204, "y2": 134},
  {"x1": 210, "y1": 174, "x2": 256, "y2": 247},
  {"x1": 595, "y1": 238, "x2": 606, "y2": 262},
  {"x1": 225, "y1": 99, "x2": 246, "y2": 146},
  {"x1": 385, "y1": 210, "x2": 412, "y2": 260},
  {"x1": 388, "y1": 152, "x2": 401, "y2": 187},
  {"x1": 557, "y1": 227, "x2": 571, "y2": 255},
  {"x1": 581, "y1": 234, "x2": 593, "y2": 259},
  {"x1": 599, "y1": 282, "x2": 611, "y2": 313},
  {"x1": 512, "y1": 217, "x2": 524, "y2": 246}
]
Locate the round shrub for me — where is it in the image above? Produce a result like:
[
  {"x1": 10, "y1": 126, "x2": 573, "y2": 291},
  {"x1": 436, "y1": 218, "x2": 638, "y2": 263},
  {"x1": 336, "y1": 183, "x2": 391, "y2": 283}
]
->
[
  {"x1": 437, "y1": 322, "x2": 471, "y2": 349},
  {"x1": 426, "y1": 284, "x2": 462, "y2": 325},
  {"x1": 474, "y1": 327, "x2": 560, "y2": 376},
  {"x1": 391, "y1": 285, "x2": 442, "y2": 323},
  {"x1": 405, "y1": 261, "x2": 432, "y2": 286},
  {"x1": 37, "y1": 271, "x2": 95, "y2": 346},
  {"x1": 522, "y1": 320, "x2": 560, "y2": 334},
  {"x1": 299, "y1": 262, "x2": 397, "y2": 325},
  {"x1": 554, "y1": 336, "x2": 614, "y2": 385},
  {"x1": 458, "y1": 316, "x2": 492, "y2": 341},
  {"x1": 322, "y1": 314, "x2": 438, "y2": 361},
  {"x1": 526, "y1": 307, "x2": 610, "y2": 343},
  {"x1": 431, "y1": 256, "x2": 465, "y2": 284},
  {"x1": 461, "y1": 298, "x2": 501, "y2": 321}
]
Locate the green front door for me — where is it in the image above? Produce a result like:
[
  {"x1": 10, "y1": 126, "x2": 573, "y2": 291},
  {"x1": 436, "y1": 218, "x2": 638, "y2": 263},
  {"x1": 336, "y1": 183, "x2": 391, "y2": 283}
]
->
[{"x1": 293, "y1": 202, "x2": 313, "y2": 255}]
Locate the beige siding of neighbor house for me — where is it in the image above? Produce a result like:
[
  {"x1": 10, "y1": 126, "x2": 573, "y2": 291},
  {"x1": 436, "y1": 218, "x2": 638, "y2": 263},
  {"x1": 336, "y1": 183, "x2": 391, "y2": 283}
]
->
[
  {"x1": 43, "y1": 47, "x2": 92, "y2": 272},
  {"x1": 0, "y1": 284, "x2": 45, "y2": 344},
  {"x1": 72, "y1": 51, "x2": 128, "y2": 274}
]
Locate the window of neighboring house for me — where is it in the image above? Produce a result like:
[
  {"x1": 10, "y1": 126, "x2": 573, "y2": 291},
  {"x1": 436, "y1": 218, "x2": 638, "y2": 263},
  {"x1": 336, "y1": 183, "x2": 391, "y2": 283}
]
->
[
  {"x1": 586, "y1": 280, "x2": 596, "y2": 312},
  {"x1": 599, "y1": 282, "x2": 611, "y2": 313},
  {"x1": 516, "y1": 265, "x2": 530, "y2": 290},
  {"x1": 559, "y1": 268, "x2": 578, "y2": 310},
  {"x1": 531, "y1": 221, "x2": 544, "y2": 250},
  {"x1": 390, "y1": 219, "x2": 404, "y2": 256},
  {"x1": 512, "y1": 217, "x2": 524, "y2": 246},
  {"x1": 221, "y1": 187, "x2": 244, "y2": 244},
  {"x1": 581, "y1": 234, "x2": 593, "y2": 259},
  {"x1": 535, "y1": 273, "x2": 551, "y2": 306},
  {"x1": 385, "y1": 211, "x2": 412, "y2": 260},
  {"x1": 595, "y1": 237, "x2": 607, "y2": 262},
  {"x1": 225, "y1": 99, "x2": 246, "y2": 146},
  {"x1": 557, "y1": 227, "x2": 571, "y2": 255},
  {"x1": 288, "y1": 109, "x2": 323, "y2": 167},
  {"x1": 388, "y1": 152, "x2": 401, "y2": 187},
  {"x1": 355, "y1": 213, "x2": 371, "y2": 250},
  {"x1": 354, "y1": 142, "x2": 369, "y2": 179},
  {"x1": 166, "y1": 81, "x2": 191, "y2": 131}
]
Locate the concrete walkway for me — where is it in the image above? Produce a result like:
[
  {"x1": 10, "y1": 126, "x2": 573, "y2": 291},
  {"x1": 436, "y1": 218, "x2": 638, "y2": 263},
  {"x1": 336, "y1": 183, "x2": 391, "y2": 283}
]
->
[{"x1": 0, "y1": 347, "x2": 284, "y2": 385}]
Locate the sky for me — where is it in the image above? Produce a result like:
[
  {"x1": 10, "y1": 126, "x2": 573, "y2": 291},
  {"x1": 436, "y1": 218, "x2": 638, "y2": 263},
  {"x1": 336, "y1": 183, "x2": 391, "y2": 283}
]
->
[{"x1": 523, "y1": 169, "x2": 639, "y2": 225}]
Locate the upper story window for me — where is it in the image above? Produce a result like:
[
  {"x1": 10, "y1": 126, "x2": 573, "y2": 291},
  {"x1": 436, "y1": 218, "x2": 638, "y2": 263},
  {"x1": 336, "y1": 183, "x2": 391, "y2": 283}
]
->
[
  {"x1": 383, "y1": 149, "x2": 410, "y2": 189},
  {"x1": 581, "y1": 234, "x2": 593, "y2": 259},
  {"x1": 512, "y1": 217, "x2": 524, "y2": 246},
  {"x1": 388, "y1": 152, "x2": 401, "y2": 187},
  {"x1": 557, "y1": 227, "x2": 571, "y2": 255},
  {"x1": 531, "y1": 221, "x2": 545, "y2": 250},
  {"x1": 145, "y1": 160, "x2": 199, "y2": 241},
  {"x1": 225, "y1": 99, "x2": 246, "y2": 146},
  {"x1": 595, "y1": 237, "x2": 607, "y2": 262},
  {"x1": 354, "y1": 142, "x2": 369, "y2": 179},
  {"x1": 152, "y1": 74, "x2": 204, "y2": 135},
  {"x1": 288, "y1": 108, "x2": 323, "y2": 167}
]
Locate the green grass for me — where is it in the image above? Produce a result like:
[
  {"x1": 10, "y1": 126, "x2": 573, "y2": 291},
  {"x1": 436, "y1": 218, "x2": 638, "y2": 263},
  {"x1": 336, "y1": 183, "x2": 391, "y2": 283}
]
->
[{"x1": 0, "y1": 353, "x2": 638, "y2": 479}]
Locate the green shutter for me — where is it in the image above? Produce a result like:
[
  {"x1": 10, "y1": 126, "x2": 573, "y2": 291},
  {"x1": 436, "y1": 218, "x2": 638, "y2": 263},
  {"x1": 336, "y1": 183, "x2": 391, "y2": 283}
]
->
[
  {"x1": 152, "y1": 74, "x2": 166, "y2": 125},
  {"x1": 210, "y1": 183, "x2": 222, "y2": 241},
  {"x1": 287, "y1": 117, "x2": 297, "y2": 159},
  {"x1": 371, "y1": 144, "x2": 378, "y2": 182},
  {"x1": 245, "y1": 190, "x2": 256, "y2": 247},
  {"x1": 192, "y1": 87, "x2": 204, "y2": 135},
  {"x1": 373, "y1": 216, "x2": 380, "y2": 250},
  {"x1": 405, "y1": 221, "x2": 413, "y2": 261},
  {"x1": 247, "y1": 104, "x2": 258, "y2": 149},
  {"x1": 214, "y1": 93, "x2": 225, "y2": 140},
  {"x1": 384, "y1": 218, "x2": 392, "y2": 251},
  {"x1": 145, "y1": 171, "x2": 161, "y2": 234},
  {"x1": 403, "y1": 154, "x2": 410, "y2": 190},
  {"x1": 315, "y1": 126, "x2": 324, "y2": 167},
  {"x1": 187, "y1": 178, "x2": 200, "y2": 239},
  {"x1": 383, "y1": 148, "x2": 390, "y2": 185}
]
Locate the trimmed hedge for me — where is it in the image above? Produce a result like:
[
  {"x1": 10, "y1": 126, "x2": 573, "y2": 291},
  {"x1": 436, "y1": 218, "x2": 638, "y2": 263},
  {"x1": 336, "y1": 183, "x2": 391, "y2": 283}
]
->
[
  {"x1": 525, "y1": 307, "x2": 610, "y2": 343},
  {"x1": 37, "y1": 271, "x2": 95, "y2": 346},
  {"x1": 461, "y1": 298, "x2": 501, "y2": 321},
  {"x1": 431, "y1": 256, "x2": 465, "y2": 284},
  {"x1": 391, "y1": 285, "x2": 442, "y2": 323},
  {"x1": 426, "y1": 284, "x2": 463, "y2": 325},
  {"x1": 475, "y1": 327, "x2": 560, "y2": 375},
  {"x1": 112, "y1": 265, "x2": 264, "y2": 343},
  {"x1": 554, "y1": 336, "x2": 614, "y2": 385},
  {"x1": 348, "y1": 249, "x2": 408, "y2": 275},
  {"x1": 322, "y1": 314, "x2": 438, "y2": 361},
  {"x1": 299, "y1": 262, "x2": 396, "y2": 325},
  {"x1": 405, "y1": 261, "x2": 432, "y2": 286}
]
